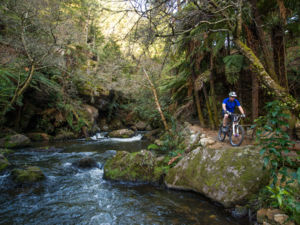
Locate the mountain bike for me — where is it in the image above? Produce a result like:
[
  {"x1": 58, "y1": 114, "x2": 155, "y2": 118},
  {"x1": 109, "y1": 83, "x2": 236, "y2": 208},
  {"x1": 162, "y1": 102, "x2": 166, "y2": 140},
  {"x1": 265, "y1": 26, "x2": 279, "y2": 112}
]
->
[{"x1": 218, "y1": 113, "x2": 245, "y2": 146}]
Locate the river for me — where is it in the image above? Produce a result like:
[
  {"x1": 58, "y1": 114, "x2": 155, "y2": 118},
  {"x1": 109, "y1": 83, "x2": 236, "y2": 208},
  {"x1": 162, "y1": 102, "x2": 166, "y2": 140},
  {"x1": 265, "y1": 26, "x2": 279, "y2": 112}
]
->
[{"x1": 0, "y1": 133, "x2": 247, "y2": 225}]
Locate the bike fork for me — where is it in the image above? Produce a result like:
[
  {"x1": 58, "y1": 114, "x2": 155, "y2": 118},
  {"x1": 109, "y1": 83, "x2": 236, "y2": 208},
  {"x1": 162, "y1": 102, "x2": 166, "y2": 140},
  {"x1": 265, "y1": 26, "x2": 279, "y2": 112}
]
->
[{"x1": 232, "y1": 123, "x2": 239, "y2": 136}]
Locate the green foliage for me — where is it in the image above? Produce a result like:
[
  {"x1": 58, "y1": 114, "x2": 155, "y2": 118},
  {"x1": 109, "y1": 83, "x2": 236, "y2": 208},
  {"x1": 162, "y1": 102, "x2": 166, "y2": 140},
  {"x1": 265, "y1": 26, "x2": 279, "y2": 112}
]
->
[
  {"x1": 255, "y1": 100, "x2": 300, "y2": 223},
  {"x1": 223, "y1": 54, "x2": 244, "y2": 84},
  {"x1": 147, "y1": 143, "x2": 159, "y2": 150},
  {"x1": 255, "y1": 100, "x2": 295, "y2": 184},
  {"x1": 153, "y1": 117, "x2": 185, "y2": 158}
]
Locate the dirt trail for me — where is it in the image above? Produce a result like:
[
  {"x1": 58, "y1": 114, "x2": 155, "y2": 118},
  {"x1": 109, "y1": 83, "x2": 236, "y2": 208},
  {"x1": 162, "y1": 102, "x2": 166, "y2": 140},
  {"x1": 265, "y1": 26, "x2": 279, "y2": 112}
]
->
[
  {"x1": 188, "y1": 124, "x2": 255, "y2": 149},
  {"x1": 188, "y1": 124, "x2": 300, "y2": 153}
]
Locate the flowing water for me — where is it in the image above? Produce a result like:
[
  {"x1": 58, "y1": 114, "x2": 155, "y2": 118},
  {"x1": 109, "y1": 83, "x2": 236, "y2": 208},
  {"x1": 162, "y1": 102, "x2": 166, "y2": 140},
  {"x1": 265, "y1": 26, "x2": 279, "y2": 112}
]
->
[{"x1": 0, "y1": 134, "x2": 246, "y2": 225}]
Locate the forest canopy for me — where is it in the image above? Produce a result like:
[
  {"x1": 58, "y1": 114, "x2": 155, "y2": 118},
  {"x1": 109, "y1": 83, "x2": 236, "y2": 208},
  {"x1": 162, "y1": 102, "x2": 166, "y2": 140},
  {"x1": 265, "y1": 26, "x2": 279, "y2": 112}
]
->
[{"x1": 0, "y1": 0, "x2": 299, "y2": 134}]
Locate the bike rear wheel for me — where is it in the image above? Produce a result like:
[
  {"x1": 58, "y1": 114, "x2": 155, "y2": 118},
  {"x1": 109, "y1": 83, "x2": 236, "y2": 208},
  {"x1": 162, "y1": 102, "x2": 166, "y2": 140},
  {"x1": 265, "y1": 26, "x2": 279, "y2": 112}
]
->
[
  {"x1": 229, "y1": 125, "x2": 244, "y2": 146},
  {"x1": 218, "y1": 125, "x2": 226, "y2": 141}
]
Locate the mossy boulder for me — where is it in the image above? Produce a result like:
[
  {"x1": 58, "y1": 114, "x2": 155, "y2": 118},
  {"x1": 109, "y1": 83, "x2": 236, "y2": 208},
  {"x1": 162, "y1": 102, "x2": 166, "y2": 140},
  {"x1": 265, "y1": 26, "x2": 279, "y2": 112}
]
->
[
  {"x1": 165, "y1": 146, "x2": 270, "y2": 207},
  {"x1": 108, "y1": 129, "x2": 134, "y2": 138},
  {"x1": 11, "y1": 166, "x2": 45, "y2": 184},
  {"x1": 26, "y1": 132, "x2": 50, "y2": 142},
  {"x1": 104, "y1": 150, "x2": 168, "y2": 184},
  {"x1": 0, "y1": 134, "x2": 31, "y2": 148},
  {"x1": 0, "y1": 148, "x2": 14, "y2": 156},
  {"x1": 0, "y1": 154, "x2": 11, "y2": 173},
  {"x1": 53, "y1": 130, "x2": 77, "y2": 141}
]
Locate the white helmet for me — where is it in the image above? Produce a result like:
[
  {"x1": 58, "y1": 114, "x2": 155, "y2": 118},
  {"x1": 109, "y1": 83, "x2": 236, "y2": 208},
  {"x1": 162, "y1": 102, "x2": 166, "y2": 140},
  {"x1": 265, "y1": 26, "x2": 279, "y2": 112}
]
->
[{"x1": 229, "y1": 91, "x2": 237, "y2": 97}]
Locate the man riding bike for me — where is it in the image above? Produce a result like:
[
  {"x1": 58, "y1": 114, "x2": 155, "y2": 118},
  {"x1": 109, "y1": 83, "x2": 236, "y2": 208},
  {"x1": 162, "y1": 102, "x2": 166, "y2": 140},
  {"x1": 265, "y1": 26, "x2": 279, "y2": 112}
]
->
[{"x1": 222, "y1": 92, "x2": 245, "y2": 132}]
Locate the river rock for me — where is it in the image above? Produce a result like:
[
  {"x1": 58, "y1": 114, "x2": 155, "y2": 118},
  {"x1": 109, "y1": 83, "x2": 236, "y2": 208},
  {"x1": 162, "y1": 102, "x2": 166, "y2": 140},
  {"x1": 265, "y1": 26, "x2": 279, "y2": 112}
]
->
[
  {"x1": 11, "y1": 166, "x2": 45, "y2": 184},
  {"x1": 104, "y1": 150, "x2": 168, "y2": 184},
  {"x1": 0, "y1": 154, "x2": 11, "y2": 173},
  {"x1": 73, "y1": 157, "x2": 98, "y2": 168},
  {"x1": 135, "y1": 121, "x2": 147, "y2": 130},
  {"x1": 108, "y1": 129, "x2": 134, "y2": 138},
  {"x1": 53, "y1": 130, "x2": 76, "y2": 141},
  {"x1": 26, "y1": 132, "x2": 50, "y2": 142},
  {"x1": 164, "y1": 146, "x2": 269, "y2": 207},
  {"x1": 0, "y1": 134, "x2": 31, "y2": 148}
]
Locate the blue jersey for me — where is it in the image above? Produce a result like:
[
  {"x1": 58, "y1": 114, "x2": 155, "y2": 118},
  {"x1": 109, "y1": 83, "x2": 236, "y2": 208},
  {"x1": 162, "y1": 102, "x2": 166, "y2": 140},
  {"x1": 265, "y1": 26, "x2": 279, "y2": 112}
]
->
[{"x1": 222, "y1": 97, "x2": 240, "y2": 113}]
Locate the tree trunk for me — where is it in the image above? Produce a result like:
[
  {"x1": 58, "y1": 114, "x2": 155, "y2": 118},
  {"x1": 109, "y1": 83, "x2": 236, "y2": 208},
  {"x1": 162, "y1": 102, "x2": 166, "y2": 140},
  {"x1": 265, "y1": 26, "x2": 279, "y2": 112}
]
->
[
  {"x1": 191, "y1": 68, "x2": 205, "y2": 126},
  {"x1": 203, "y1": 84, "x2": 215, "y2": 129},
  {"x1": 271, "y1": 25, "x2": 288, "y2": 90},
  {"x1": 250, "y1": 0, "x2": 278, "y2": 83},
  {"x1": 143, "y1": 68, "x2": 169, "y2": 131},
  {"x1": 251, "y1": 70, "x2": 259, "y2": 121},
  {"x1": 10, "y1": 64, "x2": 35, "y2": 107},
  {"x1": 244, "y1": 24, "x2": 259, "y2": 121},
  {"x1": 234, "y1": 39, "x2": 300, "y2": 115},
  {"x1": 209, "y1": 53, "x2": 218, "y2": 128}
]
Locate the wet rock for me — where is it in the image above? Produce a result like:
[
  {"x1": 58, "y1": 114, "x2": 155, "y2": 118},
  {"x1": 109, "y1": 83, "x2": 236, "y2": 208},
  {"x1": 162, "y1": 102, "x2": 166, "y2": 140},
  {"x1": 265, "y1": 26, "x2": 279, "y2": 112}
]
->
[
  {"x1": 11, "y1": 166, "x2": 45, "y2": 184},
  {"x1": 165, "y1": 146, "x2": 270, "y2": 207},
  {"x1": 0, "y1": 148, "x2": 14, "y2": 156},
  {"x1": 104, "y1": 150, "x2": 168, "y2": 184},
  {"x1": 231, "y1": 205, "x2": 248, "y2": 218},
  {"x1": 26, "y1": 132, "x2": 50, "y2": 142},
  {"x1": 108, "y1": 129, "x2": 134, "y2": 138},
  {"x1": 0, "y1": 154, "x2": 11, "y2": 173},
  {"x1": 0, "y1": 134, "x2": 31, "y2": 148},
  {"x1": 73, "y1": 157, "x2": 98, "y2": 169}
]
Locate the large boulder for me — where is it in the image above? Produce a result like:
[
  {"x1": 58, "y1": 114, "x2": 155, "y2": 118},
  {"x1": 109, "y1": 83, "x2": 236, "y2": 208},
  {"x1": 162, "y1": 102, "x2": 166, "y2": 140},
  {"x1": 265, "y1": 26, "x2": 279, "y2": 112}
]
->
[
  {"x1": 11, "y1": 166, "x2": 45, "y2": 184},
  {"x1": 0, "y1": 134, "x2": 31, "y2": 148},
  {"x1": 104, "y1": 150, "x2": 168, "y2": 184},
  {"x1": 108, "y1": 129, "x2": 134, "y2": 138},
  {"x1": 0, "y1": 154, "x2": 11, "y2": 173},
  {"x1": 165, "y1": 146, "x2": 269, "y2": 207}
]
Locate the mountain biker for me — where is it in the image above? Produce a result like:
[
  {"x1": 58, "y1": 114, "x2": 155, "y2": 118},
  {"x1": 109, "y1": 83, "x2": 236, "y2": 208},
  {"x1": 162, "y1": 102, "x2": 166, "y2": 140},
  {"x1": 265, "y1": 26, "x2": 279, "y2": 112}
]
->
[{"x1": 222, "y1": 91, "x2": 245, "y2": 132}]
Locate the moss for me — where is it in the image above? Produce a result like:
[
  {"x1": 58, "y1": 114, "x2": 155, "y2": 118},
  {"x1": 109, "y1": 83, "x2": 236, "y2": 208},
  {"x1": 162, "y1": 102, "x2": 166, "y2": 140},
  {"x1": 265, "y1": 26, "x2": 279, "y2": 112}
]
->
[
  {"x1": 11, "y1": 166, "x2": 45, "y2": 184},
  {"x1": 0, "y1": 148, "x2": 14, "y2": 156},
  {"x1": 0, "y1": 158, "x2": 10, "y2": 173},
  {"x1": 165, "y1": 146, "x2": 269, "y2": 207},
  {"x1": 104, "y1": 150, "x2": 165, "y2": 184}
]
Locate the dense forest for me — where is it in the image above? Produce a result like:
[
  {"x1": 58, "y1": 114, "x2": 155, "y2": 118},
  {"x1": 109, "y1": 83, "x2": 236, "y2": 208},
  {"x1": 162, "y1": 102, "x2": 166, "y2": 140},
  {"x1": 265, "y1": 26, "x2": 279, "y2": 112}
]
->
[
  {"x1": 0, "y1": 0, "x2": 299, "y2": 224},
  {"x1": 0, "y1": 0, "x2": 300, "y2": 135}
]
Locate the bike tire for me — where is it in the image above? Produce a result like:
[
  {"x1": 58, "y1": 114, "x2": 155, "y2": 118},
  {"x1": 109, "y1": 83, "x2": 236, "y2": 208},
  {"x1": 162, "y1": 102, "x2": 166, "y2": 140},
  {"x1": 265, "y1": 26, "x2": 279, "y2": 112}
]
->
[
  {"x1": 218, "y1": 125, "x2": 226, "y2": 141},
  {"x1": 229, "y1": 125, "x2": 244, "y2": 146}
]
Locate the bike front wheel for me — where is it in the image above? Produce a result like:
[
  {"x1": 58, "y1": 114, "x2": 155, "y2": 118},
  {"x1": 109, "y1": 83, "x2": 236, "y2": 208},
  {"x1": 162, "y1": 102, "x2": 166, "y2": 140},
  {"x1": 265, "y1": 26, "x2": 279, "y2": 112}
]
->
[
  {"x1": 229, "y1": 125, "x2": 244, "y2": 146},
  {"x1": 218, "y1": 125, "x2": 226, "y2": 141}
]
